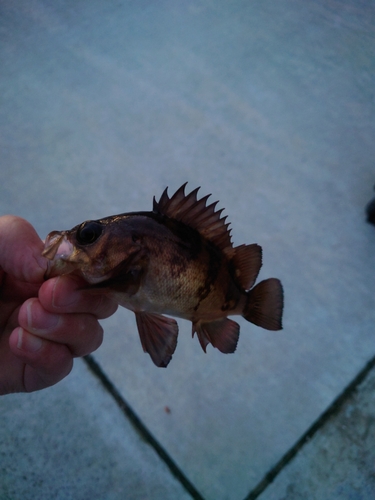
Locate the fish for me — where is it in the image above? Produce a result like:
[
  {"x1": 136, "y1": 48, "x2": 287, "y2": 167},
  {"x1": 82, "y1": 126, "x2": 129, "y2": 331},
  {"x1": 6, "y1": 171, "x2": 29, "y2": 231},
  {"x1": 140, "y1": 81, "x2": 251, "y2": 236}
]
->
[{"x1": 42, "y1": 183, "x2": 284, "y2": 367}]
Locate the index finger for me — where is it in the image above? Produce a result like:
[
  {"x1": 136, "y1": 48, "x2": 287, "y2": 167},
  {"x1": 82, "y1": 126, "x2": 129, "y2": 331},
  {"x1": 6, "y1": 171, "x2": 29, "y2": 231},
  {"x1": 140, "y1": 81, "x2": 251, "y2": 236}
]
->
[{"x1": 38, "y1": 275, "x2": 118, "y2": 319}]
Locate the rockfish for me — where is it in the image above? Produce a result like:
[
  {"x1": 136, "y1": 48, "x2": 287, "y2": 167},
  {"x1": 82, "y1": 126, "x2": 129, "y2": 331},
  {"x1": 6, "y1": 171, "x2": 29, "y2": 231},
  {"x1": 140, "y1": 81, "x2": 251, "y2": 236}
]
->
[{"x1": 42, "y1": 183, "x2": 284, "y2": 367}]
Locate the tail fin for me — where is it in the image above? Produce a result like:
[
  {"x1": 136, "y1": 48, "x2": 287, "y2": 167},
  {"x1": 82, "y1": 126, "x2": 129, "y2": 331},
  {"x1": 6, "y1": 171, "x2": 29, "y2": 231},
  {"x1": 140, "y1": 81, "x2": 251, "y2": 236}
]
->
[{"x1": 243, "y1": 278, "x2": 284, "y2": 331}]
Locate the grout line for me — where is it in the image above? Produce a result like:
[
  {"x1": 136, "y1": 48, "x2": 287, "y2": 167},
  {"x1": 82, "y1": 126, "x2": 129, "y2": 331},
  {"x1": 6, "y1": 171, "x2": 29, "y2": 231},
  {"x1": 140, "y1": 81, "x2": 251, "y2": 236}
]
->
[
  {"x1": 83, "y1": 354, "x2": 206, "y2": 500},
  {"x1": 243, "y1": 354, "x2": 375, "y2": 500}
]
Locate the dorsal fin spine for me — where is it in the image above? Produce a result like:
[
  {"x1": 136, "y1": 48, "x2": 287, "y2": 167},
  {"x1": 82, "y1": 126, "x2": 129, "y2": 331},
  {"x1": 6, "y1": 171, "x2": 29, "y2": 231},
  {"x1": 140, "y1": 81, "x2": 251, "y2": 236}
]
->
[
  {"x1": 177, "y1": 188, "x2": 201, "y2": 219},
  {"x1": 153, "y1": 183, "x2": 233, "y2": 251},
  {"x1": 174, "y1": 188, "x2": 199, "y2": 215},
  {"x1": 154, "y1": 187, "x2": 169, "y2": 213}
]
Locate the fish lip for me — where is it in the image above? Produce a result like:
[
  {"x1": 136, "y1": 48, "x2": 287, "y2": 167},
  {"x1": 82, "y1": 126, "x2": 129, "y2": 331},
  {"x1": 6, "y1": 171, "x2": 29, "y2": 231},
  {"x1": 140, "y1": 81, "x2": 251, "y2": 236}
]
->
[
  {"x1": 42, "y1": 232, "x2": 74, "y2": 280},
  {"x1": 42, "y1": 231, "x2": 107, "y2": 283},
  {"x1": 44, "y1": 259, "x2": 52, "y2": 280},
  {"x1": 42, "y1": 232, "x2": 66, "y2": 259}
]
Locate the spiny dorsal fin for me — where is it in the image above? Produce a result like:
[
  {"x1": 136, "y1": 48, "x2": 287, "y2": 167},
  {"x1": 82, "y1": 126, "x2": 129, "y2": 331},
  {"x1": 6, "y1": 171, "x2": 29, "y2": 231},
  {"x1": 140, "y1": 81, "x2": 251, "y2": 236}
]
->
[
  {"x1": 153, "y1": 183, "x2": 232, "y2": 251},
  {"x1": 232, "y1": 243, "x2": 262, "y2": 291}
]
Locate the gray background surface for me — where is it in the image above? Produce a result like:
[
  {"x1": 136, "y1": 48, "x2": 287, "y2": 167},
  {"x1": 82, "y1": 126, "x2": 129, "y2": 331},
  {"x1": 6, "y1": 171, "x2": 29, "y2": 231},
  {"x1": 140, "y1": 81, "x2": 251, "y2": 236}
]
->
[{"x1": 1, "y1": 1, "x2": 374, "y2": 499}]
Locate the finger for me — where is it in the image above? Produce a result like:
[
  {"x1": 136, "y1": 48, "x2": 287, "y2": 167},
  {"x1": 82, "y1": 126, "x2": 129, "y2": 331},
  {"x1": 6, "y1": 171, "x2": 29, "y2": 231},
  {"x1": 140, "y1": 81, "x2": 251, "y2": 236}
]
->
[
  {"x1": 39, "y1": 275, "x2": 118, "y2": 319},
  {"x1": 18, "y1": 298, "x2": 104, "y2": 357},
  {"x1": 0, "y1": 216, "x2": 46, "y2": 283},
  {"x1": 7, "y1": 327, "x2": 73, "y2": 393}
]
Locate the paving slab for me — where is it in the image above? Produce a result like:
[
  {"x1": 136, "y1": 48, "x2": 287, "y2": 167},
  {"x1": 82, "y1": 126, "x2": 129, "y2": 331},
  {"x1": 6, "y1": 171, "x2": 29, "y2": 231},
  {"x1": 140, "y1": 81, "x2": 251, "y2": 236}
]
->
[
  {"x1": 1, "y1": 1, "x2": 375, "y2": 499},
  {"x1": 258, "y1": 361, "x2": 375, "y2": 500},
  {"x1": 0, "y1": 359, "x2": 193, "y2": 500}
]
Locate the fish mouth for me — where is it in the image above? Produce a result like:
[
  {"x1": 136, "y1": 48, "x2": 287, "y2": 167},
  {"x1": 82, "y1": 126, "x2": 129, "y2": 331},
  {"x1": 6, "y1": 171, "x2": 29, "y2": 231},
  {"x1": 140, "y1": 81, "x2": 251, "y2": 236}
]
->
[{"x1": 42, "y1": 231, "x2": 75, "y2": 279}]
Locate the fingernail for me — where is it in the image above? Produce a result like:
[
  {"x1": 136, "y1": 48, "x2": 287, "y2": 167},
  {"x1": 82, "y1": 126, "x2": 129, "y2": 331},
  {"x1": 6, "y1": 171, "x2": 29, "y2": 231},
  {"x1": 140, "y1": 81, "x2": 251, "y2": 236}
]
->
[
  {"x1": 26, "y1": 299, "x2": 60, "y2": 332},
  {"x1": 17, "y1": 328, "x2": 43, "y2": 353}
]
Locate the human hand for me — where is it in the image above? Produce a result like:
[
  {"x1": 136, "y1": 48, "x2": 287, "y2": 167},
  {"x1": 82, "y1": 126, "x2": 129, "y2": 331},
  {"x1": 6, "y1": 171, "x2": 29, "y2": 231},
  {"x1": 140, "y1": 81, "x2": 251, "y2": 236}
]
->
[{"x1": 0, "y1": 216, "x2": 118, "y2": 395}]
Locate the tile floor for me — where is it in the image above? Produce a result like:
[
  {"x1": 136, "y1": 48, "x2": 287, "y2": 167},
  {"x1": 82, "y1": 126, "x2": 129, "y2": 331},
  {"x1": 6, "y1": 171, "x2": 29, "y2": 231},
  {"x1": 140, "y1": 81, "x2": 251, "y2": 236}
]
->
[{"x1": 1, "y1": 1, "x2": 374, "y2": 499}]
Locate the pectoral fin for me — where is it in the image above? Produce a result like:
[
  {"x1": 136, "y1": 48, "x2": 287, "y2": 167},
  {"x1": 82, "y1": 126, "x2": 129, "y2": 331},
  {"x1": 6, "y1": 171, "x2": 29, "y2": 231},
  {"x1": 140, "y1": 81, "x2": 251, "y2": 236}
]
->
[
  {"x1": 135, "y1": 312, "x2": 178, "y2": 367},
  {"x1": 193, "y1": 318, "x2": 239, "y2": 354},
  {"x1": 90, "y1": 251, "x2": 147, "y2": 295}
]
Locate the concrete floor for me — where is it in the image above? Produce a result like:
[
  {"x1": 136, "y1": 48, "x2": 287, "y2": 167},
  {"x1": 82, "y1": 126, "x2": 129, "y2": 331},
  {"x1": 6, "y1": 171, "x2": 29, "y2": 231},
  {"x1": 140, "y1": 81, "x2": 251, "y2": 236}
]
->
[{"x1": 1, "y1": 1, "x2": 375, "y2": 499}]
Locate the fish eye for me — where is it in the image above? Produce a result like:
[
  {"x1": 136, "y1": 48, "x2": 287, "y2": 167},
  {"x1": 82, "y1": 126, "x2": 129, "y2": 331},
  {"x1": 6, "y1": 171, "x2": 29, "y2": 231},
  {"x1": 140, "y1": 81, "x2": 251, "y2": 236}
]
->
[{"x1": 76, "y1": 221, "x2": 103, "y2": 245}]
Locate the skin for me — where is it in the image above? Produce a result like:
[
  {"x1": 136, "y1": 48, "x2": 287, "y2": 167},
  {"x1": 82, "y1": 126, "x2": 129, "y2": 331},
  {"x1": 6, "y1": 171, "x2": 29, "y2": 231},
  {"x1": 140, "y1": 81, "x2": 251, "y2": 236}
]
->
[{"x1": 0, "y1": 216, "x2": 118, "y2": 395}]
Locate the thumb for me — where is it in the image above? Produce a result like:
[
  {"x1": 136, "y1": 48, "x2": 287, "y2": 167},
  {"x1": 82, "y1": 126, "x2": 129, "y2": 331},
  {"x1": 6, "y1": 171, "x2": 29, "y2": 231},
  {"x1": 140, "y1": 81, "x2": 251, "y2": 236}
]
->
[{"x1": 0, "y1": 216, "x2": 47, "y2": 284}]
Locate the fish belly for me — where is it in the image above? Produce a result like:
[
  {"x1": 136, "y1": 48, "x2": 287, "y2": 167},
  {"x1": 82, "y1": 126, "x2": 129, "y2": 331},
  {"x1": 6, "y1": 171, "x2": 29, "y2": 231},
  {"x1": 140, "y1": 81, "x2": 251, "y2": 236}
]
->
[{"x1": 112, "y1": 256, "x2": 243, "y2": 323}]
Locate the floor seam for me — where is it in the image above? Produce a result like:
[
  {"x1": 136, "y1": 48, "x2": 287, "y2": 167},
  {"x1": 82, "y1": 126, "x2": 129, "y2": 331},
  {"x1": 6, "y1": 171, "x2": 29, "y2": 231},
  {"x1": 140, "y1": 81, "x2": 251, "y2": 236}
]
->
[
  {"x1": 243, "y1": 354, "x2": 375, "y2": 500},
  {"x1": 84, "y1": 354, "x2": 206, "y2": 500}
]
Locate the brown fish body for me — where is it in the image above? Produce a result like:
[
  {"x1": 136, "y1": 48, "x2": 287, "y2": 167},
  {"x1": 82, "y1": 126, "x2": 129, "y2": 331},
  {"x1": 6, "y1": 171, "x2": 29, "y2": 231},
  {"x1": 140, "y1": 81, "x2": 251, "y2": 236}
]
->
[{"x1": 43, "y1": 184, "x2": 284, "y2": 366}]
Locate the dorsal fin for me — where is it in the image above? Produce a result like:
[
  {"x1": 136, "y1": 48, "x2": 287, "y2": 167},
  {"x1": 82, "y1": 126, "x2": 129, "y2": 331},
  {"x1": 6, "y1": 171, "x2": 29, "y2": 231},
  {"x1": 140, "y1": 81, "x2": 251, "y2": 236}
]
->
[
  {"x1": 232, "y1": 244, "x2": 262, "y2": 290},
  {"x1": 153, "y1": 183, "x2": 233, "y2": 251}
]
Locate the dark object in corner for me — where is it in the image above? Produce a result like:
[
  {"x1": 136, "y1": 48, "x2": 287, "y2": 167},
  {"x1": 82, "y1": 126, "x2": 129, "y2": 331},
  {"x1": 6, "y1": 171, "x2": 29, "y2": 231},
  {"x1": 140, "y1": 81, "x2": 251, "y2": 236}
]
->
[{"x1": 366, "y1": 185, "x2": 375, "y2": 226}]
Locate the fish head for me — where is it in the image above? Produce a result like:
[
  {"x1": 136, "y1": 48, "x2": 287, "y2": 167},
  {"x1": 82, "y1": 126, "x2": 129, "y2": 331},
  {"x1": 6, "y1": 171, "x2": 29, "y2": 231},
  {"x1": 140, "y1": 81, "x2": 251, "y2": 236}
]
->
[{"x1": 42, "y1": 216, "x2": 143, "y2": 284}]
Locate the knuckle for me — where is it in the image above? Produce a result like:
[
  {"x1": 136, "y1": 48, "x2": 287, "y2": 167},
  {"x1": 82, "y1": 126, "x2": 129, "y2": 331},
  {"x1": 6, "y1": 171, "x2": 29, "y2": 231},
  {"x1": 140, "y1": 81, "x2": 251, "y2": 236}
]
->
[{"x1": 70, "y1": 315, "x2": 103, "y2": 357}]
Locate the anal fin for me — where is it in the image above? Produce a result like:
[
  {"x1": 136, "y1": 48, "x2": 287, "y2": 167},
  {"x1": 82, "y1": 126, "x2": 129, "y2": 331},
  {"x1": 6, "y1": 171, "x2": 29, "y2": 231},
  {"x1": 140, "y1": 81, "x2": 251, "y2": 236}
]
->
[
  {"x1": 193, "y1": 318, "x2": 240, "y2": 354},
  {"x1": 135, "y1": 312, "x2": 178, "y2": 367}
]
